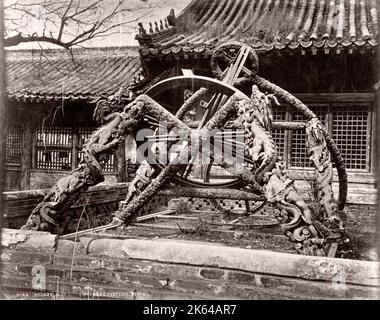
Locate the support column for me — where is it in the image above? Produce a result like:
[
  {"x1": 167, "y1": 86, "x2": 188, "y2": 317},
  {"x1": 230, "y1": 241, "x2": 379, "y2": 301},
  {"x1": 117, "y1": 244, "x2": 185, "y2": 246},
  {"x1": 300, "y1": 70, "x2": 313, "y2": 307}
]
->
[
  {"x1": 20, "y1": 123, "x2": 33, "y2": 190},
  {"x1": 71, "y1": 128, "x2": 79, "y2": 169},
  {"x1": 116, "y1": 140, "x2": 126, "y2": 182},
  {"x1": 124, "y1": 133, "x2": 137, "y2": 181},
  {"x1": 0, "y1": 1, "x2": 7, "y2": 296}
]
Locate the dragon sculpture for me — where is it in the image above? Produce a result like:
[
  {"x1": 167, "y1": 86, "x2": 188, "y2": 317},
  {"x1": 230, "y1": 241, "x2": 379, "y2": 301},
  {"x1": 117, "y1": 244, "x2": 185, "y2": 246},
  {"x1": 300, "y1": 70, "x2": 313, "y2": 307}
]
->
[{"x1": 22, "y1": 42, "x2": 348, "y2": 257}]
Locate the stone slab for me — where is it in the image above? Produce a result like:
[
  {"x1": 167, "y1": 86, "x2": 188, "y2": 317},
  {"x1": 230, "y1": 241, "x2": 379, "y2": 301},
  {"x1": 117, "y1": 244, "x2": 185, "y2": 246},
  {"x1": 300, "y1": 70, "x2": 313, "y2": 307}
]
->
[{"x1": 119, "y1": 239, "x2": 380, "y2": 287}]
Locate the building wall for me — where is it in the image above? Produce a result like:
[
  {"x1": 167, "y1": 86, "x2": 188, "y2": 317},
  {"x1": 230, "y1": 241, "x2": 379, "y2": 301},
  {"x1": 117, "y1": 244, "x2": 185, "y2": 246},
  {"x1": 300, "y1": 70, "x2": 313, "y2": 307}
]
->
[
  {"x1": 4, "y1": 99, "x2": 125, "y2": 191},
  {"x1": 261, "y1": 52, "x2": 377, "y2": 197}
]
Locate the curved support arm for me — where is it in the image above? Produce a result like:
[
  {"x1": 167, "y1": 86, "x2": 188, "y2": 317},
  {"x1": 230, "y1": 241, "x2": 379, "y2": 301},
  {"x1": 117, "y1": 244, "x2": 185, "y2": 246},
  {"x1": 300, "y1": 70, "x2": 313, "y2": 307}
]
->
[
  {"x1": 22, "y1": 104, "x2": 145, "y2": 233},
  {"x1": 252, "y1": 75, "x2": 347, "y2": 211}
]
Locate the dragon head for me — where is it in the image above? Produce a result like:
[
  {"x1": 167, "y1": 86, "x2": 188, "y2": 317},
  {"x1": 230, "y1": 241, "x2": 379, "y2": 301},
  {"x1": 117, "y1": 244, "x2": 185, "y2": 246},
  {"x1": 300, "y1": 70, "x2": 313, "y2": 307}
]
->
[
  {"x1": 91, "y1": 87, "x2": 125, "y2": 124},
  {"x1": 119, "y1": 97, "x2": 145, "y2": 133}
]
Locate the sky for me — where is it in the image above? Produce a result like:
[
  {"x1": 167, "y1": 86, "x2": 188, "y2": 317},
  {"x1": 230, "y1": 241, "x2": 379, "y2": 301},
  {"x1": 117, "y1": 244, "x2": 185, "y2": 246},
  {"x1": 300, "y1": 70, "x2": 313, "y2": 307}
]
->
[{"x1": 4, "y1": 0, "x2": 192, "y2": 49}]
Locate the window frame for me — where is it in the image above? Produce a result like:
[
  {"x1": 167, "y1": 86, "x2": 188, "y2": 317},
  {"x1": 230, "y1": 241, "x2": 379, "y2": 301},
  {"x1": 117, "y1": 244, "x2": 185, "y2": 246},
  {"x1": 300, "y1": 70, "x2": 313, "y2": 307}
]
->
[
  {"x1": 273, "y1": 93, "x2": 374, "y2": 174},
  {"x1": 34, "y1": 126, "x2": 73, "y2": 171},
  {"x1": 33, "y1": 125, "x2": 118, "y2": 173},
  {"x1": 5, "y1": 127, "x2": 23, "y2": 165}
]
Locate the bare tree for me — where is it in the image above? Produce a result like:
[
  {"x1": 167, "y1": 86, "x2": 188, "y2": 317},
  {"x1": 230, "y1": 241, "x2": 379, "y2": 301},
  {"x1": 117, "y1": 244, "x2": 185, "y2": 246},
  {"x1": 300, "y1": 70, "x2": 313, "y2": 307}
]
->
[{"x1": 3, "y1": 0, "x2": 155, "y2": 49}]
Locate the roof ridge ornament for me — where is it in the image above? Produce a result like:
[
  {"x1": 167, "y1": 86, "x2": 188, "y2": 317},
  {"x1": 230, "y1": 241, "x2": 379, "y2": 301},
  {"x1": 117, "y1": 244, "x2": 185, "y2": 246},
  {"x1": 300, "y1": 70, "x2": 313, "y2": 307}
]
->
[
  {"x1": 138, "y1": 22, "x2": 147, "y2": 35},
  {"x1": 167, "y1": 8, "x2": 176, "y2": 27}
]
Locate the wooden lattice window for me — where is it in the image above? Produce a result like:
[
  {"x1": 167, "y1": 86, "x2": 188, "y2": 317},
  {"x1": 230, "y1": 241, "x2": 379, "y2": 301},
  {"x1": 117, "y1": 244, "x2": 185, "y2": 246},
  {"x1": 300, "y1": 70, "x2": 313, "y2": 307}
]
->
[
  {"x1": 36, "y1": 127, "x2": 72, "y2": 170},
  {"x1": 77, "y1": 127, "x2": 117, "y2": 172},
  {"x1": 35, "y1": 126, "x2": 118, "y2": 172},
  {"x1": 332, "y1": 105, "x2": 370, "y2": 171},
  {"x1": 268, "y1": 99, "x2": 372, "y2": 173},
  {"x1": 5, "y1": 128, "x2": 22, "y2": 164},
  {"x1": 271, "y1": 105, "x2": 286, "y2": 160}
]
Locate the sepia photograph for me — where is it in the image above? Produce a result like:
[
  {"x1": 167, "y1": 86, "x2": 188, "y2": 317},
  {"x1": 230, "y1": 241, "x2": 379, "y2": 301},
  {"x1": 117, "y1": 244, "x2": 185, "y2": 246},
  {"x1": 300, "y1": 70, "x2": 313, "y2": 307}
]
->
[{"x1": 0, "y1": 0, "x2": 379, "y2": 307}]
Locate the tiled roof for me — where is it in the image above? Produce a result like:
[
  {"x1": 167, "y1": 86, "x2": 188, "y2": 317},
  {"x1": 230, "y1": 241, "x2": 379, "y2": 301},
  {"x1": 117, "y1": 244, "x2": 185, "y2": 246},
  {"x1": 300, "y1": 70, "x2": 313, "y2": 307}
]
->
[
  {"x1": 6, "y1": 47, "x2": 142, "y2": 102},
  {"x1": 137, "y1": 0, "x2": 378, "y2": 57}
]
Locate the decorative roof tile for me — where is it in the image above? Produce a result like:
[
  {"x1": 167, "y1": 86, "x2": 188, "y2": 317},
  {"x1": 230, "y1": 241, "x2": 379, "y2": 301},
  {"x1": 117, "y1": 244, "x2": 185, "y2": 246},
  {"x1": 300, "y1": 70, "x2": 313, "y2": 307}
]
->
[
  {"x1": 137, "y1": 0, "x2": 378, "y2": 57},
  {"x1": 6, "y1": 48, "x2": 142, "y2": 102}
]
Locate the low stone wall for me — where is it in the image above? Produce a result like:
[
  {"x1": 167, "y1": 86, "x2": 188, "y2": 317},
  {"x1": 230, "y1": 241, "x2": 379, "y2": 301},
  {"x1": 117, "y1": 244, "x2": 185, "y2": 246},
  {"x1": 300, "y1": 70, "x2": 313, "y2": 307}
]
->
[
  {"x1": 29, "y1": 171, "x2": 119, "y2": 190},
  {"x1": 1, "y1": 229, "x2": 379, "y2": 299},
  {"x1": 2, "y1": 183, "x2": 130, "y2": 231}
]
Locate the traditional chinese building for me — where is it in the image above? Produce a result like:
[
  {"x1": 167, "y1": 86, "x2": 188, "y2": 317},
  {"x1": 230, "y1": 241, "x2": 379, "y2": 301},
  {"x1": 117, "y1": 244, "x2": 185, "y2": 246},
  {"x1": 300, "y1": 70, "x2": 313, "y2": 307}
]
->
[{"x1": 4, "y1": 47, "x2": 143, "y2": 191}]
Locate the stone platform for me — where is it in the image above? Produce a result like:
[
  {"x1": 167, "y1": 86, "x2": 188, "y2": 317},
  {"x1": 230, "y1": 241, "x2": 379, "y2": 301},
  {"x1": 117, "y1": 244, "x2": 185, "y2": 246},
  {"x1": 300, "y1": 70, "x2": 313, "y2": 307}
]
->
[{"x1": 1, "y1": 228, "x2": 379, "y2": 299}]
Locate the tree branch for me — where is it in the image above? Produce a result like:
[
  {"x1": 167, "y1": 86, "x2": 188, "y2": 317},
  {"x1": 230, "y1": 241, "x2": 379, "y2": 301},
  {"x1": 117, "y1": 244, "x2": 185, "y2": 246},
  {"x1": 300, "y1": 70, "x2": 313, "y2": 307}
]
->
[
  {"x1": 4, "y1": 0, "x2": 155, "y2": 49},
  {"x1": 57, "y1": 0, "x2": 74, "y2": 41},
  {"x1": 4, "y1": 33, "x2": 70, "y2": 49}
]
